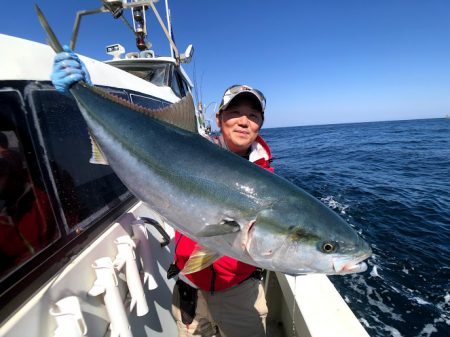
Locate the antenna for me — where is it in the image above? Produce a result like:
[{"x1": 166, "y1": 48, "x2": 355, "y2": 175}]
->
[
  {"x1": 192, "y1": 61, "x2": 199, "y2": 105},
  {"x1": 165, "y1": 0, "x2": 174, "y2": 58},
  {"x1": 199, "y1": 71, "x2": 204, "y2": 107}
]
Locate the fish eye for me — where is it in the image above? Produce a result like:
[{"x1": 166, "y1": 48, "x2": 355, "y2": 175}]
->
[{"x1": 321, "y1": 241, "x2": 338, "y2": 254}]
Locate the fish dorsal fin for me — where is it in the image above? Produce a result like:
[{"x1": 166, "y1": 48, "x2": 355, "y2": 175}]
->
[
  {"x1": 146, "y1": 93, "x2": 198, "y2": 133},
  {"x1": 181, "y1": 245, "x2": 221, "y2": 274},
  {"x1": 91, "y1": 85, "x2": 198, "y2": 133}
]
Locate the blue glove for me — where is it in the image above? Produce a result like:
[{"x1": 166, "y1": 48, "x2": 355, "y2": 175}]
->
[{"x1": 51, "y1": 45, "x2": 92, "y2": 93}]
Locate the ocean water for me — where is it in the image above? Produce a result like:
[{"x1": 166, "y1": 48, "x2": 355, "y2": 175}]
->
[{"x1": 260, "y1": 118, "x2": 450, "y2": 337}]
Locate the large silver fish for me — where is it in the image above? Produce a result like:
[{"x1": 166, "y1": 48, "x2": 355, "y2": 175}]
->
[{"x1": 36, "y1": 5, "x2": 371, "y2": 275}]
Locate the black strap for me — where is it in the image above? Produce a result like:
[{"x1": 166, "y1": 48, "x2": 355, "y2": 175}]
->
[
  {"x1": 176, "y1": 279, "x2": 198, "y2": 325},
  {"x1": 240, "y1": 268, "x2": 264, "y2": 284},
  {"x1": 251, "y1": 268, "x2": 264, "y2": 280},
  {"x1": 210, "y1": 265, "x2": 216, "y2": 295}
]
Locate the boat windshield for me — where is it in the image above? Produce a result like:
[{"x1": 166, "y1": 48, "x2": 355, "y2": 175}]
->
[{"x1": 125, "y1": 64, "x2": 169, "y2": 87}]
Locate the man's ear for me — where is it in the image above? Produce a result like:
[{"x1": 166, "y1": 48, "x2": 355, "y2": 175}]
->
[{"x1": 216, "y1": 112, "x2": 222, "y2": 129}]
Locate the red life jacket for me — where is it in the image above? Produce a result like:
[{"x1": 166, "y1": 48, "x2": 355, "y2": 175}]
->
[{"x1": 174, "y1": 135, "x2": 273, "y2": 292}]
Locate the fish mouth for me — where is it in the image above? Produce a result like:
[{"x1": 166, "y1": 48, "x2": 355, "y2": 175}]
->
[
  {"x1": 336, "y1": 261, "x2": 368, "y2": 274},
  {"x1": 332, "y1": 249, "x2": 372, "y2": 275}
]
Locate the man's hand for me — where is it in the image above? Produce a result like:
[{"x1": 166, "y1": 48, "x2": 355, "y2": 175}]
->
[{"x1": 51, "y1": 45, "x2": 92, "y2": 93}]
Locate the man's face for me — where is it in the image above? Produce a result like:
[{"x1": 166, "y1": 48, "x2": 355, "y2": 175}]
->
[{"x1": 216, "y1": 102, "x2": 263, "y2": 156}]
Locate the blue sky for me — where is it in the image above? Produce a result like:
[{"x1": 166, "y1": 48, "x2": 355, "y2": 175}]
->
[{"x1": 2, "y1": 1, "x2": 450, "y2": 128}]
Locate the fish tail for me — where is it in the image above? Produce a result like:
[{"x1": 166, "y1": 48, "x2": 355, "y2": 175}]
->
[{"x1": 35, "y1": 3, "x2": 64, "y2": 53}]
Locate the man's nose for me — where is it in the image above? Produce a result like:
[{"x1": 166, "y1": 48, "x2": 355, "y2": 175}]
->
[{"x1": 237, "y1": 115, "x2": 249, "y2": 126}]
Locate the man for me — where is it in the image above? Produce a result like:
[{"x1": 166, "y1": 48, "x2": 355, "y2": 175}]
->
[
  {"x1": 50, "y1": 49, "x2": 273, "y2": 337},
  {"x1": 170, "y1": 85, "x2": 273, "y2": 337},
  {"x1": 0, "y1": 155, "x2": 55, "y2": 276}
]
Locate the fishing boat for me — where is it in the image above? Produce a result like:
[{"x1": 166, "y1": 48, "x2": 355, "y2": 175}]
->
[{"x1": 0, "y1": 1, "x2": 369, "y2": 336}]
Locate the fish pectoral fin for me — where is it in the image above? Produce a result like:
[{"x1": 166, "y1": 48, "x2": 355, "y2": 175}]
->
[
  {"x1": 89, "y1": 133, "x2": 109, "y2": 165},
  {"x1": 181, "y1": 246, "x2": 221, "y2": 274},
  {"x1": 196, "y1": 220, "x2": 241, "y2": 237}
]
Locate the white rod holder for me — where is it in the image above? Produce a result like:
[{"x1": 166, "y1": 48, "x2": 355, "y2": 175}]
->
[
  {"x1": 89, "y1": 257, "x2": 132, "y2": 337},
  {"x1": 49, "y1": 296, "x2": 88, "y2": 337},
  {"x1": 114, "y1": 235, "x2": 149, "y2": 316},
  {"x1": 132, "y1": 222, "x2": 158, "y2": 290}
]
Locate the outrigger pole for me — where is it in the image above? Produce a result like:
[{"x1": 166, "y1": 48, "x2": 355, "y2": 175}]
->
[{"x1": 165, "y1": 0, "x2": 174, "y2": 59}]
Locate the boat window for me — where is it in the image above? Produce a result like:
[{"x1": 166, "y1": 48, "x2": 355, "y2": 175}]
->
[
  {"x1": 104, "y1": 88, "x2": 129, "y2": 101},
  {"x1": 130, "y1": 94, "x2": 164, "y2": 109},
  {"x1": 0, "y1": 91, "x2": 60, "y2": 279},
  {"x1": 170, "y1": 71, "x2": 185, "y2": 98},
  {"x1": 31, "y1": 90, "x2": 131, "y2": 231},
  {"x1": 125, "y1": 64, "x2": 168, "y2": 87},
  {"x1": 181, "y1": 78, "x2": 191, "y2": 96}
]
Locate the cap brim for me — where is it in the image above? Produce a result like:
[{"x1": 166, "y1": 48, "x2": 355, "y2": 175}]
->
[{"x1": 221, "y1": 91, "x2": 264, "y2": 112}]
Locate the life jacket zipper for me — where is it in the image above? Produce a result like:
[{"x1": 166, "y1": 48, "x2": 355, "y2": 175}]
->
[{"x1": 210, "y1": 265, "x2": 216, "y2": 295}]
